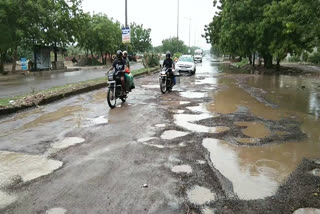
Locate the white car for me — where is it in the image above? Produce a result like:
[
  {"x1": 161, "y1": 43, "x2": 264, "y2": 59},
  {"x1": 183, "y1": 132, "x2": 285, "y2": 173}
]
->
[
  {"x1": 194, "y1": 54, "x2": 203, "y2": 63},
  {"x1": 175, "y1": 55, "x2": 196, "y2": 75}
]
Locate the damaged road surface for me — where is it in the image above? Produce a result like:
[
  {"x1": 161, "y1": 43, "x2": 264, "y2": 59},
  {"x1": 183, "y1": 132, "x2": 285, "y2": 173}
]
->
[{"x1": 1, "y1": 57, "x2": 320, "y2": 214}]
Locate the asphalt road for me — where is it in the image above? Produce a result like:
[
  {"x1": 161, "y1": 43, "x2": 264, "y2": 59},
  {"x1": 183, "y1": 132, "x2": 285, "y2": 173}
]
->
[
  {"x1": 1, "y1": 57, "x2": 320, "y2": 214},
  {"x1": 0, "y1": 62, "x2": 144, "y2": 99}
]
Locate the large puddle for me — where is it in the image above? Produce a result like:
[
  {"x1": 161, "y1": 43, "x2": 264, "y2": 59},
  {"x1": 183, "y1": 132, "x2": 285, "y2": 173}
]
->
[
  {"x1": 0, "y1": 151, "x2": 63, "y2": 187},
  {"x1": 202, "y1": 73, "x2": 320, "y2": 199}
]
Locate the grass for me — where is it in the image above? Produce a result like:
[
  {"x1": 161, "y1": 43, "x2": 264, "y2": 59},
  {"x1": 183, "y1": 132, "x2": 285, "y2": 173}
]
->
[
  {"x1": 233, "y1": 59, "x2": 249, "y2": 68},
  {"x1": 0, "y1": 66, "x2": 159, "y2": 108}
]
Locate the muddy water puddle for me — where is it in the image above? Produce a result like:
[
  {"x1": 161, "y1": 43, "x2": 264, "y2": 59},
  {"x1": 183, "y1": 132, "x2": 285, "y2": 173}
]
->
[
  {"x1": 203, "y1": 138, "x2": 320, "y2": 199},
  {"x1": 0, "y1": 151, "x2": 62, "y2": 188},
  {"x1": 234, "y1": 121, "x2": 271, "y2": 138},
  {"x1": 22, "y1": 105, "x2": 84, "y2": 130},
  {"x1": 202, "y1": 74, "x2": 320, "y2": 199}
]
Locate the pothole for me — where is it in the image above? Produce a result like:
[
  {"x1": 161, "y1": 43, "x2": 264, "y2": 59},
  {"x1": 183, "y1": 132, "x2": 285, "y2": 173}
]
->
[
  {"x1": 0, "y1": 151, "x2": 63, "y2": 188},
  {"x1": 90, "y1": 116, "x2": 108, "y2": 126},
  {"x1": 46, "y1": 207, "x2": 67, "y2": 214},
  {"x1": 202, "y1": 207, "x2": 215, "y2": 214},
  {"x1": 187, "y1": 185, "x2": 216, "y2": 205},
  {"x1": 180, "y1": 92, "x2": 207, "y2": 99},
  {"x1": 141, "y1": 85, "x2": 159, "y2": 89},
  {"x1": 174, "y1": 114, "x2": 230, "y2": 134},
  {"x1": 197, "y1": 160, "x2": 206, "y2": 165},
  {"x1": 180, "y1": 101, "x2": 191, "y2": 105},
  {"x1": 155, "y1": 124, "x2": 166, "y2": 128},
  {"x1": 0, "y1": 191, "x2": 16, "y2": 209},
  {"x1": 234, "y1": 121, "x2": 271, "y2": 138},
  {"x1": 137, "y1": 137, "x2": 158, "y2": 143},
  {"x1": 293, "y1": 208, "x2": 320, "y2": 214},
  {"x1": 235, "y1": 138, "x2": 260, "y2": 144},
  {"x1": 171, "y1": 165, "x2": 192, "y2": 174},
  {"x1": 202, "y1": 138, "x2": 279, "y2": 199},
  {"x1": 160, "y1": 130, "x2": 190, "y2": 140},
  {"x1": 52, "y1": 137, "x2": 86, "y2": 150}
]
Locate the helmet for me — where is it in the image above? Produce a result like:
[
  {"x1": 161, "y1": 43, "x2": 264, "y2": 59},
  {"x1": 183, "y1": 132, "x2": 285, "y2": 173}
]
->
[
  {"x1": 166, "y1": 51, "x2": 171, "y2": 58},
  {"x1": 123, "y1": 51, "x2": 128, "y2": 56},
  {"x1": 116, "y1": 50, "x2": 123, "y2": 59}
]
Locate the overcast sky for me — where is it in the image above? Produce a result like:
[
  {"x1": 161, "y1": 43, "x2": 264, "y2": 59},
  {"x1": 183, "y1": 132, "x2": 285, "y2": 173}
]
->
[{"x1": 82, "y1": 0, "x2": 216, "y2": 50}]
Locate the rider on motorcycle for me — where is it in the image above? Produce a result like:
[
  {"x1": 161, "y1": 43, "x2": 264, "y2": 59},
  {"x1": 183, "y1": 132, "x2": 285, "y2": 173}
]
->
[
  {"x1": 162, "y1": 51, "x2": 175, "y2": 85},
  {"x1": 108, "y1": 50, "x2": 127, "y2": 95}
]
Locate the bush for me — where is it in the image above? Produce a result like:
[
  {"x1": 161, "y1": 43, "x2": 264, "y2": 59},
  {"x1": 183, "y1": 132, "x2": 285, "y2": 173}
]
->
[
  {"x1": 288, "y1": 55, "x2": 300, "y2": 62},
  {"x1": 308, "y1": 52, "x2": 320, "y2": 64},
  {"x1": 173, "y1": 52, "x2": 182, "y2": 59},
  {"x1": 142, "y1": 53, "x2": 160, "y2": 68}
]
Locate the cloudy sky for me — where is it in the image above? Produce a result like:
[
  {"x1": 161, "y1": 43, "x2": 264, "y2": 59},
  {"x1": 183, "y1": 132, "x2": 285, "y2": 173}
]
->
[{"x1": 82, "y1": 0, "x2": 217, "y2": 50}]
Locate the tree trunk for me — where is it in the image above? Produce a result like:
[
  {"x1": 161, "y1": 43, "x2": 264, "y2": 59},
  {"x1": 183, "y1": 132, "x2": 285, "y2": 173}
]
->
[
  {"x1": 11, "y1": 46, "x2": 18, "y2": 74},
  {"x1": 248, "y1": 55, "x2": 252, "y2": 65},
  {"x1": 54, "y1": 43, "x2": 58, "y2": 62},
  {"x1": 33, "y1": 49, "x2": 37, "y2": 71},
  {"x1": 253, "y1": 53, "x2": 256, "y2": 67},
  {"x1": 100, "y1": 51, "x2": 104, "y2": 64},
  {"x1": 267, "y1": 54, "x2": 273, "y2": 69},
  {"x1": 276, "y1": 58, "x2": 281, "y2": 71},
  {"x1": 263, "y1": 57, "x2": 267, "y2": 68},
  {"x1": 105, "y1": 52, "x2": 107, "y2": 65},
  {"x1": 0, "y1": 50, "x2": 7, "y2": 73}
]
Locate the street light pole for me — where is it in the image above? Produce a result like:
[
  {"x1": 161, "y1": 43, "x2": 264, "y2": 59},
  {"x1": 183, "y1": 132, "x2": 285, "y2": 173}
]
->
[
  {"x1": 125, "y1": 0, "x2": 128, "y2": 28},
  {"x1": 125, "y1": 0, "x2": 128, "y2": 51},
  {"x1": 177, "y1": 0, "x2": 179, "y2": 40},
  {"x1": 185, "y1": 17, "x2": 191, "y2": 49}
]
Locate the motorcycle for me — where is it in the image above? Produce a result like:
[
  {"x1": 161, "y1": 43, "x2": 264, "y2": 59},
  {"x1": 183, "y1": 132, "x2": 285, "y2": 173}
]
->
[
  {"x1": 159, "y1": 67, "x2": 175, "y2": 94},
  {"x1": 106, "y1": 70, "x2": 128, "y2": 108}
]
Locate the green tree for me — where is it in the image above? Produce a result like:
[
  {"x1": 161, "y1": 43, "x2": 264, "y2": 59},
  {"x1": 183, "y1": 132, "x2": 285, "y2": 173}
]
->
[
  {"x1": 129, "y1": 23, "x2": 152, "y2": 53},
  {"x1": 162, "y1": 37, "x2": 188, "y2": 55}
]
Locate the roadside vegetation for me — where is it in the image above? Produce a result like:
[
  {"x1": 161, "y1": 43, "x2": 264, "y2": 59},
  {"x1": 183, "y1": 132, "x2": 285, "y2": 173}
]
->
[{"x1": 203, "y1": 0, "x2": 320, "y2": 70}]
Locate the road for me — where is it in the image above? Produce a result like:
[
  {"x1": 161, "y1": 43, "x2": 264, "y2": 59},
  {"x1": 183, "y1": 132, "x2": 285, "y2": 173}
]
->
[
  {"x1": 0, "y1": 62, "x2": 144, "y2": 99},
  {"x1": 1, "y1": 57, "x2": 320, "y2": 213}
]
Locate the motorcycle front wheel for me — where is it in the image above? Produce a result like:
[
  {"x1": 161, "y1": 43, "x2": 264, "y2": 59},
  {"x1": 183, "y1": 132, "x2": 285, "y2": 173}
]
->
[
  {"x1": 160, "y1": 78, "x2": 167, "y2": 94},
  {"x1": 107, "y1": 87, "x2": 117, "y2": 108}
]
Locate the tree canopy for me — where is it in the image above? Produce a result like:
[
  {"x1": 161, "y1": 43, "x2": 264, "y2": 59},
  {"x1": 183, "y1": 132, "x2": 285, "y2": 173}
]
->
[{"x1": 204, "y1": 0, "x2": 320, "y2": 69}]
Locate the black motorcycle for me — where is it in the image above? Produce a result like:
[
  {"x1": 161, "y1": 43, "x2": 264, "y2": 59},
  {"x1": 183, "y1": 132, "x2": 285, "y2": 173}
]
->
[
  {"x1": 159, "y1": 67, "x2": 175, "y2": 94},
  {"x1": 107, "y1": 70, "x2": 128, "y2": 108}
]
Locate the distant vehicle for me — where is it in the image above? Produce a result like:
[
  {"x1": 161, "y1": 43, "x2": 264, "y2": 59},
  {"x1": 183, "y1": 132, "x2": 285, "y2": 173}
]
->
[
  {"x1": 175, "y1": 55, "x2": 196, "y2": 75},
  {"x1": 194, "y1": 49, "x2": 203, "y2": 63}
]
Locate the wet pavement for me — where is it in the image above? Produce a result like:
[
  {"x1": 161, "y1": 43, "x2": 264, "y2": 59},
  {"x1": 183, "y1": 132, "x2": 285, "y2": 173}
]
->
[
  {"x1": 0, "y1": 57, "x2": 320, "y2": 213},
  {"x1": 0, "y1": 62, "x2": 143, "y2": 98}
]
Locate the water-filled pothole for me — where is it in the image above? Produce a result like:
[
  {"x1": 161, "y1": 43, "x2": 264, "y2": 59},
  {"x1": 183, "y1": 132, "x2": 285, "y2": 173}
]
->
[
  {"x1": 187, "y1": 185, "x2": 216, "y2": 205},
  {"x1": 52, "y1": 137, "x2": 85, "y2": 150},
  {"x1": 171, "y1": 165, "x2": 192, "y2": 174},
  {"x1": 160, "y1": 130, "x2": 189, "y2": 140}
]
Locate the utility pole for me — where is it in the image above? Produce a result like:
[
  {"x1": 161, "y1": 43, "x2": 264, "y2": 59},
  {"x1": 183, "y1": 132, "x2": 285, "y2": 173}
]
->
[
  {"x1": 177, "y1": 0, "x2": 179, "y2": 40},
  {"x1": 185, "y1": 17, "x2": 191, "y2": 49},
  {"x1": 125, "y1": 0, "x2": 128, "y2": 28},
  {"x1": 125, "y1": 0, "x2": 128, "y2": 51}
]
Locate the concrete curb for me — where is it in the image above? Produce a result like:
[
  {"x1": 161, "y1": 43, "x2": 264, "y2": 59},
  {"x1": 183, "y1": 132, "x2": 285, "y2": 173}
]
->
[{"x1": 0, "y1": 67, "x2": 160, "y2": 117}]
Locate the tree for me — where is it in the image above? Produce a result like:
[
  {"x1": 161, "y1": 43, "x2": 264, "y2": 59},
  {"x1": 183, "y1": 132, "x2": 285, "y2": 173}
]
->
[
  {"x1": 162, "y1": 37, "x2": 188, "y2": 55},
  {"x1": 129, "y1": 23, "x2": 152, "y2": 53}
]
